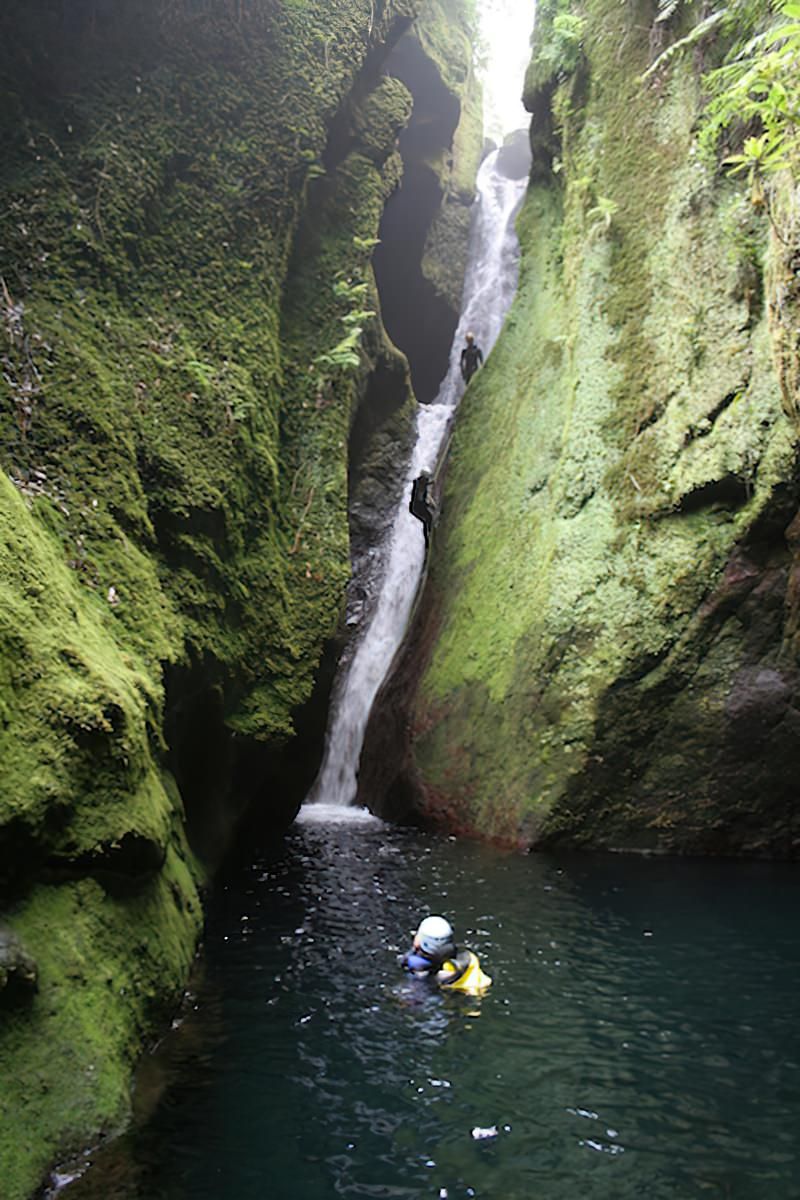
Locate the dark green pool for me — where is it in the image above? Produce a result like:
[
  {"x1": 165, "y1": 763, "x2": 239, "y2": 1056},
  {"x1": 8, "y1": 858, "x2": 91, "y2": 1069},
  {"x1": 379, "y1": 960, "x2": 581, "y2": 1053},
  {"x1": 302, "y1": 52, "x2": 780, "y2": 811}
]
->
[{"x1": 55, "y1": 805, "x2": 800, "y2": 1200}]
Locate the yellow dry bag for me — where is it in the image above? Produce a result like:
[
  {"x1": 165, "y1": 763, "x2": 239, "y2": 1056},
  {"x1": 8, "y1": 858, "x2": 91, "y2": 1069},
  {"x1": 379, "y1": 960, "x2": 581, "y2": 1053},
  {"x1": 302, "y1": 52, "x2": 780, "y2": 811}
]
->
[{"x1": 439, "y1": 950, "x2": 492, "y2": 995}]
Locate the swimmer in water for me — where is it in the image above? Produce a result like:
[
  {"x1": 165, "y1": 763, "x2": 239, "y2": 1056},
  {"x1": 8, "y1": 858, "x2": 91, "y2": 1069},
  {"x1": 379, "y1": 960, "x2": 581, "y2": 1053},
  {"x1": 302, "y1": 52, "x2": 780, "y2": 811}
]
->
[{"x1": 398, "y1": 915, "x2": 492, "y2": 994}]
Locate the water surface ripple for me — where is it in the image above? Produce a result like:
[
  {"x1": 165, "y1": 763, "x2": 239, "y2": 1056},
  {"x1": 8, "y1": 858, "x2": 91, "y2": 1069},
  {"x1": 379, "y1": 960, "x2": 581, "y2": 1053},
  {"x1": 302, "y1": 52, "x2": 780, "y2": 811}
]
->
[{"x1": 58, "y1": 815, "x2": 800, "y2": 1200}]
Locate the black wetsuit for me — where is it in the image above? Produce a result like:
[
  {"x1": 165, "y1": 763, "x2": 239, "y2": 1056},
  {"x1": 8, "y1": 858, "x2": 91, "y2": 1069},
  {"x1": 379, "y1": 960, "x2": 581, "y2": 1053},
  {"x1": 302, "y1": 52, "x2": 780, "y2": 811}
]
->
[
  {"x1": 409, "y1": 475, "x2": 435, "y2": 546},
  {"x1": 460, "y1": 342, "x2": 483, "y2": 383}
]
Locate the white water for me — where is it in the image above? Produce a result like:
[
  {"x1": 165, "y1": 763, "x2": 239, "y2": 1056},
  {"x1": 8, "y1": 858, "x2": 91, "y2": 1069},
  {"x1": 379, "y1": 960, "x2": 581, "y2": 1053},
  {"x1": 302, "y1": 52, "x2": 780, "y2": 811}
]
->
[
  {"x1": 303, "y1": 0, "x2": 535, "y2": 809},
  {"x1": 295, "y1": 802, "x2": 384, "y2": 827},
  {"x1": 305, "y1": 148, "x2": 529, "y2": 808}
]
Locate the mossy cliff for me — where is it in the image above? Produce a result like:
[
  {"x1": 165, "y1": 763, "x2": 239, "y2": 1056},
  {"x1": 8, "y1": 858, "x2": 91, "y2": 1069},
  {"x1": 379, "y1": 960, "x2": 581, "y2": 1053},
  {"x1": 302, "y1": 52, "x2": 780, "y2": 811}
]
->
[
  {"x1": 362, "y1": 0, "x2": 800, "y2": 855},
  {"x1": 0, "y1": 0, "x2": 479, "y2": 1194},
  {"x1": 413, "y1": 0, "x2": 483, "y2": 315},
  {"x1": 374, "y1": 0, "x2": 482, "y2": 401},
  {"x1": 351, "y1": 0, "x2": 481, "y2": 583}
]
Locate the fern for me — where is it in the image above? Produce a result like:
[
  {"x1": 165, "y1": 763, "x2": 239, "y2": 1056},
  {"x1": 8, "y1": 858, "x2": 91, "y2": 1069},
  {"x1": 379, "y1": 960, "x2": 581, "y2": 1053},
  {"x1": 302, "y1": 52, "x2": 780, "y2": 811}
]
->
[
  {"x1": 656, "y1": 0, "x2": 683, "y2": 23},
  {"x1": 700, "y1": 0, "x2": 800, "y2": 187},
  {"x1": 587, "y1": 196, "x2": 619, "y2": 229},
  {"x1": 352, "y1": 235, "x2": 381, "y2": 251},
  {"x1": 333, "y1": 278, "x2": 368, "y2": 301},
  {"x1": 640, "y1": 9, "x2": 729, "y2": 81},
  {"x1": 312, "y1": 280, "x2": 376, "y2": 379},
  {"x1": 341, "y1": 309, "x2": 376, "y2": 326}
]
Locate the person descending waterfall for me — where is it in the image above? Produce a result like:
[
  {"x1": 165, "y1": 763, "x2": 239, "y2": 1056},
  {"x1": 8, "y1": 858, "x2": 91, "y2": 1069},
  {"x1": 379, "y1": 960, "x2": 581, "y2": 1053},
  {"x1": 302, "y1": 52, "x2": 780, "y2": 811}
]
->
[
  {"x1": 460, "y1": 332, "x2": 484, "y2": 384},
  {"x1": 399, "y1": 915, "x2": 492, "y2": 995},
  {"x1": 409, "y1": 471, "x2": 437, "y2": 547},
  {"x1": 304, "y1": 146, "x2": 528, "y2": 810}
]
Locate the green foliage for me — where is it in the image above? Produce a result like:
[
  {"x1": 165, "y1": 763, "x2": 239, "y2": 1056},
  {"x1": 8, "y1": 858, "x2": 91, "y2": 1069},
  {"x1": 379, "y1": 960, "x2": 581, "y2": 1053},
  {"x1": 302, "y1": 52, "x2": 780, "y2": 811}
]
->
[
  {"x1": 700, "y1": 1, "x2": 800, "y2": 194},
  {"x1": 640, "y1": 8, "x2": 729, "y2": 81},
  {"x1": 639, "y1": 0, "x2": 800, "y2": 199},
  {"x1": 725, "y1": 131, "x2": 790, "y2": 197},
  {"x1": 333, "y1": 277, "x2": 369, "y2": 301},
  {"x1": 551, "y1": 12, "x2": 586, "y2": 68},
  {"x1": 314, "y1": 256, "x2": 377, "y2": 376},
  {"x1": 314, "y1": 326, "x2": 364, "y2": 370},
  {"x1": 656, "y1": 0, "x2": 685, "y2": 22},
  {"x1": 528, "y1": 0, "x2": 586, "y2": 89},
  {"x1": 0, "y1": 1, "x2": 425, "y2": 1193},
  {"x1": 587, "y1": 194, "x2": 618, "y2": 229},
  {"x1": 352, "y1": 234, "x2": 381, "y2": 251}
]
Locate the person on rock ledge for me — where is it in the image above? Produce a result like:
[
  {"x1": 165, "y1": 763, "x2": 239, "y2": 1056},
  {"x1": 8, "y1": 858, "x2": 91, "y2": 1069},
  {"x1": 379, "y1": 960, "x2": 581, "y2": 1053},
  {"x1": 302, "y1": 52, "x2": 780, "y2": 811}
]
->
[
  {"x1": 460, "y1": 331, "x2": 483, "y2": 385},
  {"x1": 398, "y1": 915, "x2": 492, "y2": 994}
]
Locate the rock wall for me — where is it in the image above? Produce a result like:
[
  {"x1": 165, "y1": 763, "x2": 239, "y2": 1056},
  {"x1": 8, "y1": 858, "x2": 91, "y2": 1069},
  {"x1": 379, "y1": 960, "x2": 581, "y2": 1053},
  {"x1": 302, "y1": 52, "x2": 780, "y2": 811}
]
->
[
  {"x1": 361, "y1": 0, "x2": 800, "y2": 856},
  {"x1": 349, "y1": 0, "x2": 481, "y2": 636},
  {"x1": 0, "y1": 0, "x2": 480, "y2": 1193},
  {"x1": 373, "y1": 0, "x2": 482, "y2": 401}
]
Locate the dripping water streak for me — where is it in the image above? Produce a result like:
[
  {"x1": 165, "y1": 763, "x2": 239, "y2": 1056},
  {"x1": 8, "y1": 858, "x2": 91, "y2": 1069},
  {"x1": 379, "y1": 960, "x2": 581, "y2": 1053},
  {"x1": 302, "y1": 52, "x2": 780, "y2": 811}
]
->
[{"x1": 306, "y1": 150, "x2": 528, "y2": 808}]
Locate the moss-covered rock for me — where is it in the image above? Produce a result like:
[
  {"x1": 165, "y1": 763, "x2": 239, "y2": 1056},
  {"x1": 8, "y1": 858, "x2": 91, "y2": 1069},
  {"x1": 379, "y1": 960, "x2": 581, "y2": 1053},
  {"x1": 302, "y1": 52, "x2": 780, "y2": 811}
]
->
[
  {"x1": 0, "y1": 0, "x2": 466, "y2": 1192},
  {"x1": 365, "y1": 0, "x2": 800, "y2": 856},
  {"x1": 373, "y1": 0, "x2": 482, "y2": 400},
  {"x1": 415, "y1": 0, "x2": 484, "y2": 313},
  {"x1": 0, "y1": 924, "x2": 38, "y2": 1006}
]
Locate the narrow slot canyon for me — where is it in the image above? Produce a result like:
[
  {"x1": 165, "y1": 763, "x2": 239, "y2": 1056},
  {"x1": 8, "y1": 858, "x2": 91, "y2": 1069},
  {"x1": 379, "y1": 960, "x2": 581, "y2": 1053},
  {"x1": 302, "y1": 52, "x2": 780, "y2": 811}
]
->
[
  {"x1": 372, "y1": 31, "x2": 465, "y2": 404},
  {"x1": 1, "y1": 2, "x2": 799, "y2": 1197}
]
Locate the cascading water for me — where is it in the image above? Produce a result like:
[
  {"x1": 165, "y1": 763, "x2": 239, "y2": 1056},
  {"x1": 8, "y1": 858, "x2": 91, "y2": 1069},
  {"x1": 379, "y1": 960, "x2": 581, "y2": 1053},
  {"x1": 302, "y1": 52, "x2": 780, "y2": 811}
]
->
[{"x1": 305, "y1": 149, "x2": 529, "y2": 809}]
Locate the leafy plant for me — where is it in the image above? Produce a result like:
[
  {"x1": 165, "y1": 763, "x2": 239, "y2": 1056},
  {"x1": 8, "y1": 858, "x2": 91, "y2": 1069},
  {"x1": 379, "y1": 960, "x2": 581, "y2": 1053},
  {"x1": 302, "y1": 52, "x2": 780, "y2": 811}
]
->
[
  {"x1": 640, "y1": 0, "x2": 800, "y2": 221},
  {"x1": 656, "y1": 0, "x2": 684, "y2": 23},
  {"x1": 587, "y1": 195, "x2": 618, "y2": 230},
  {"x1": 701, "y1": 1, "x2": 800, "y2": 192},
  {"x1": 724, "y1": 132, "x2": 790, "y2": 204},
  {"x1": 314, "y1": 328, "x2": 363, "y2": 371},
  {"x1": 640, "y1": 8, "x2": 729, "y2": 82},
  {"x1": 185, "y1": 358, "x2": 215, "y2": 391},
  {"x1": 551, "y1": 13, "x2": 586, "y2": 72},
  {"x1": 352, "y1": 235, "x2": 381, "y2": 252},
  {"x1": 529, "y1": 0, "x2": 586, "y2": 87},
  {"x1": 313, "y1": 266, "x2": 376, "y2": 380},
  {"x1": 332, "y1": 278, "x2": 368, "y2": 302}
]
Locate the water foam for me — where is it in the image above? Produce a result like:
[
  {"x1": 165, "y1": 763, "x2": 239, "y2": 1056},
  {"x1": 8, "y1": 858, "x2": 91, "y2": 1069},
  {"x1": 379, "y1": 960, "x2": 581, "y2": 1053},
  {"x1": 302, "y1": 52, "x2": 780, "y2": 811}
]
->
[{"x1": 304, "y1": 149, "x2": 528, "y2": 812}]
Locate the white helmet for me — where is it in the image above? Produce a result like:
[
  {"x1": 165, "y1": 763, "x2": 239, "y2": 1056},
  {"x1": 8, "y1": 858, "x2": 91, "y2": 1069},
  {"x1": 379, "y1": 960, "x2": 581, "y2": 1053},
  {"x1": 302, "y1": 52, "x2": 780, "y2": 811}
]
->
[{"x1": 416, "y1": 915, "x2": 453, "y2": 956}]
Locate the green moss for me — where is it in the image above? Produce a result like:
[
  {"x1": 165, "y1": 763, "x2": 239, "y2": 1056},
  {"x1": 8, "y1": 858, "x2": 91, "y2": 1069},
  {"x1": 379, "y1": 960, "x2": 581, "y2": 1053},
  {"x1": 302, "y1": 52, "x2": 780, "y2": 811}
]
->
[
  {"x1": 415, "y1": 0, "x2": 483, "y2": 202},
  {"x1": 0, "y1": 846, "x2": 201, "y2": 1200},
  {"x1": 351, "y1": 77, "x2": 415, "y2": 163},
  {"x1": 0, "y1": 473, "x2": 203, "y2": 1199},
  {"x1": 0, "y1": 1, "x2": 432, "y2": 1192},
  {"x1": 0, "y1": 475, "x2": 165, "y2": 845},
  {"x1": 0, "y1": 0, "x2": 425, "y2": 749},
  {"x1": 412, "y1": 0, "x2": 483, "y2": 313},
  {"x1": 525, "y1": 0, "x2": 586, "y2": 96},
  {"x1": 408, "y1": 0, "x2": 798, "y2": 853}
]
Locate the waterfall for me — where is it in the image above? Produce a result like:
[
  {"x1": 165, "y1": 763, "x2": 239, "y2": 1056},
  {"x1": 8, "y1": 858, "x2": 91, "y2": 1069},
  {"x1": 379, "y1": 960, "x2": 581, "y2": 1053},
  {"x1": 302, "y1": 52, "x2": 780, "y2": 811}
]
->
[{"x1": 305, "y1": 148, "x2": 529, "y2": 809}]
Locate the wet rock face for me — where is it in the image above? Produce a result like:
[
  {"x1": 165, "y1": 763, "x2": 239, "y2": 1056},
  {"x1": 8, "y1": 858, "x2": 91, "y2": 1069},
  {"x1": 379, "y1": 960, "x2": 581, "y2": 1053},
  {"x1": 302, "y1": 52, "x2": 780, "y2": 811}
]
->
[
  {"x1": 373, "y1": 0, "x2": 481, "y2": 403},
  {"x1": 345, "y1": 0, "x2": 481, "y2": 669},
  {"x1": 358, "y1": 586, "x2": 439, "y2": 827},
  {"x1": 362, "y1": 556, "x2": 798, "y2": 860},
  {"x1": 364, "y1": 0, "x2": 800, "y2": 856},
  {"x1": 495, "y1": 129, "x2": 532, "y2": 181},
  {"x1": 47, "y1": 831, "x2": 167, "y2": 886},
  {"x1": 0, "y1": 0, "x2": 483, "y2": 1192},
  {"x1": 347, "y1": 331, "x2": 416, "y2": 611},
  {"x1": 726, "y1": 666, "x2": 792, "y2": 740},
  {"x1": 0, "y1": 926, "x2": 38, "y2": 1008},
  {"x1": 541, "y1": 513, "x2": 800, "y2": 857}
]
